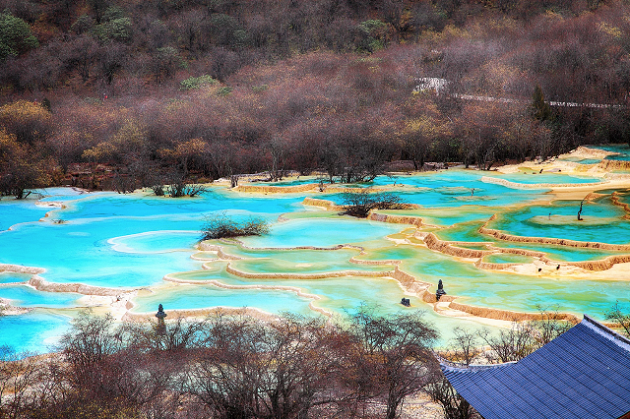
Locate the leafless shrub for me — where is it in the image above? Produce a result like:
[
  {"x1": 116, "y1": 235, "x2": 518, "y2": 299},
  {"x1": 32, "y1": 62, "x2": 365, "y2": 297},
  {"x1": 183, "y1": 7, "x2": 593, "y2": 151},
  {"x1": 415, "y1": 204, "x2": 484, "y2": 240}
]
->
[
  {"x1": 342, "y1": 188, "x2": 402, "y2": 218},
  {"x1": 200, "y1": 213, "x2": 269, "y2": 240}
]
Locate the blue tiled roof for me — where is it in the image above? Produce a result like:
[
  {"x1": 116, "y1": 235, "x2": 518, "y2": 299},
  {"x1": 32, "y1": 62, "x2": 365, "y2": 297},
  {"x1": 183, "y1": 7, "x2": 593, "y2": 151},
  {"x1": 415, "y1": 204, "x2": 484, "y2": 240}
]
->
[{"x1": 441, "y1": 315, "x2": 630, "y2": 419}]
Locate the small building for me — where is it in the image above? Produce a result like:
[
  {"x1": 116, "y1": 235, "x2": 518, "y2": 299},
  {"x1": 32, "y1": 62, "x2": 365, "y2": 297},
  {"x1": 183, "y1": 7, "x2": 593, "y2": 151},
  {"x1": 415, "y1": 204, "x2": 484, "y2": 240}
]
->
[
  {"x1": 441, "y1": 315, "x2": 630, "y2": 419},
  {"x1": 414, "y1": 77, "x2": 448, "y2": 95}
]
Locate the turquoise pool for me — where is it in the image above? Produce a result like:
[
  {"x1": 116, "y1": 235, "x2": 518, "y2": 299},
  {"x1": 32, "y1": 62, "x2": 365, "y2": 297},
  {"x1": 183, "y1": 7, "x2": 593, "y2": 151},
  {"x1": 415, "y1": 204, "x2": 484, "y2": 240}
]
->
[{"x1": 0, "y1": 168, "x2": 629, "y2": 354}]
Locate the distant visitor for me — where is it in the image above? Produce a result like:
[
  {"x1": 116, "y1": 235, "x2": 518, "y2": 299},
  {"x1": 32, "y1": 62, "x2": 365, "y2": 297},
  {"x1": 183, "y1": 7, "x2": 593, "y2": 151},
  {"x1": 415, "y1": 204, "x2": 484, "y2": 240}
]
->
[
  {"x1": 156, "y1": 303, "x2": 167, "y2": 335},
  {"x1": 436, "y1": 279, "x2": 446, "y2": 301}
]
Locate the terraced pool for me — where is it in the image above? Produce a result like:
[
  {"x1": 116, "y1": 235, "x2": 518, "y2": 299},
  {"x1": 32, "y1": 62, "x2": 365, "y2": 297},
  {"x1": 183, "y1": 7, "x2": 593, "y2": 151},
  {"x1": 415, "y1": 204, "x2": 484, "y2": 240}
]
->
[{"x1": 1, "y1": 167, "x2": 629, "y2": 354}]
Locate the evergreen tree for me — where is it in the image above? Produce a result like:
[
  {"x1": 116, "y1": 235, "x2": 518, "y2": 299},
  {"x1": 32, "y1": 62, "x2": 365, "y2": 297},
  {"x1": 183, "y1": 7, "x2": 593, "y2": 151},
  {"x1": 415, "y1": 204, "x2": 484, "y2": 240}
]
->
[
  {"x1": 532, "y1": 84, "x2": 552, "y2": 121},
  {"x1": 0, "y1": 11, "x2": 39, "y2": 61},
  {"x1": 41, "y1": 98, "x2": 52, "y2": 113}
]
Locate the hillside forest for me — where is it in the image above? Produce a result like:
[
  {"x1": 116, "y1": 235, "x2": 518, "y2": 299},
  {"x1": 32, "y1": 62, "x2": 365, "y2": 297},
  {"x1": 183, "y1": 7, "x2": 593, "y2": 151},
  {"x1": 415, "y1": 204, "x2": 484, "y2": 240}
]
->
[{"x1": 2, "y1": 0, "x2": 630, "y2": 194}]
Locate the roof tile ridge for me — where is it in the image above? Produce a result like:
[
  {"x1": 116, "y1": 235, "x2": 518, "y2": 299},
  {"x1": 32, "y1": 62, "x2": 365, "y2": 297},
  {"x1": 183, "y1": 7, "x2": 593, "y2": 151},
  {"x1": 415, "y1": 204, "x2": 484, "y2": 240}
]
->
[
  {"x1": 582, "y1": 314, "x2": 630, "y2": 352},
  {"x1": 435, "y1": 352, "x2": 516, "y2": 372}
]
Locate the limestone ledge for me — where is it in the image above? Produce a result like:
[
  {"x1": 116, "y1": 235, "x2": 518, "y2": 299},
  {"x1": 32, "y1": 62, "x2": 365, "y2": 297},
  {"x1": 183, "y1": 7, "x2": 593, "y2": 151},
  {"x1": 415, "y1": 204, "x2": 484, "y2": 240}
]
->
[
  {"x1": 0, "y1": 299, "x2": 32, "y2": 316},
  {"x1": 302, "y1": 197, "x2": 344, "y2": 211},
  {"x1": 28, "y1": 276, "x2": 132, "y2": 296},
  {"x1": 487, "y1": 246, "x2": 546, "y2": 259},
  {"x1": 225, "y1": 263, "x2": 395, "y2": 280},
  {"x1": 386, "y1": 267, "x2": 454, "y2": 304},
  {"x1": 172, "y1": 249, "x2": 438, "y2": 310},
  {"x1": 368, "y1": 211, "x2": 424, "y2": 227},
  {"x1": 475, "y1": 246, "x2": 554, "y2": 270},
  {"x1": 481, "y1": 176, "x2": 607, "y2": 189},
  {"x1": 566, "y1": 255, "x2": 630, "y2": 272},
  {"x1": 137, "y1": 277, "x2": 592, "y2": 330},
  {"x1": 323, "y1": 186, "x2": 386, "y2": 194},
  {"x1": 0, "y1": 264, "x2": 45, "y2": 275},
  {"x1": 197, "y1": 242, "x2": 243, "y2": 260},
  {"x1": 598, "y1": 160, "x2": 630, "y2": 171},
  {"x1": 185, "y1": 241, "x2": 607, "y2": 327},
  {"x1": 235, "y1": 183, "x2": 318, "y2": 194},
  {"x1": 302, "y1": 197, "x2": 421, "y2": 213},
  {"x1": 571, "y1": 146, "x2": 615, "y2": 159},
  {"x1": 411, "y1": 222, "x2": 630, "y2": 272},
  {"x1": 418, "y1": 232, "x2": 492, "y2": 259},
  {"x1": 235, "y1": 183, "x2": 406, "y2": 195},
  {"x1": 349, "y1": 257, "x2": 400, "y2": 266},
  {"x1": 474, "y1": 261, "x2": 522, "y2": 271},
  {"x1": 190, "y1": 253, "x2": 220, "y2": 262},
  {"x1": 37, "y1": 201, "x2": 68, "y2": 223},
  {"x1": 479, "y1": 225, "x2": 630, "y2": 251},
  {"x1": 190, "y1": 241, "x2": 433, "y2": 307},
  {"x1": 604, "y1": 173, "x2": 630, "y2": 181},
  {"x1": 611, "y1": 191, "x2": 630, "y2": 220},
  {"x1": 215, "y1": 237, "x2": 364, "y2": 253},
  {"x1": 447, "y1": 302, "x2": 581, "y2": 323},
  {"x1": 0, "y1": 282, "x2": 27, "y2": 288}
]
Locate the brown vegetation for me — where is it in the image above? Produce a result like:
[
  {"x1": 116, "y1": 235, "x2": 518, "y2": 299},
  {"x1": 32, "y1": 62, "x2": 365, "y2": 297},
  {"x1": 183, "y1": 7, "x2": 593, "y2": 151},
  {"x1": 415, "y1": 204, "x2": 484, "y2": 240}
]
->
[
  {"x1": 1, "y1": 1, "x2": 630, "y2": 194},
  {"x1": 0, "y1": 308, "x2": 442, "y2": 419},
  {"x1": 0, "y1": 303, "x2": 598, "y2": 419}
]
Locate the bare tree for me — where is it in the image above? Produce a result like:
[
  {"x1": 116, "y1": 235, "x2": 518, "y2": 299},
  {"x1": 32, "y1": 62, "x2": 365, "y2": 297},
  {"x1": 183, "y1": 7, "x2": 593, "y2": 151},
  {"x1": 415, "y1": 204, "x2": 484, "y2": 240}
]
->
[
  {"x1": 0, "y1": 346, "x2": 39, "y2": 419},
  {"x1": 443, "y1": 327, "x2": 480, "y2": 366},
  {"x1": 186, "y1": 313, "x2": 350, "y2": 419},
  {"x1": 477, "y1": 321, "x2": 535, "y2": 364},
  {"x1": 426, "y1": 370, "x2": 475, "y2": 419},
  {"x1": 112, "y1": 170, "x2": 136, "y2": 194},
  {"x1": 348, "y1": 307, "x2": 438, "y2": 419},
  {"x1": 44, "y1": 311, "x2": 184, "y2": 418},
  {"x1": 607, "y1": 302, "x2": 630, "y2": 337},
  {"x1": 526, "y1": 307, "x2": 574, "y2": 345},
  {"x1": 174, "y1": 9, "x2": 206, "y2": 54}
]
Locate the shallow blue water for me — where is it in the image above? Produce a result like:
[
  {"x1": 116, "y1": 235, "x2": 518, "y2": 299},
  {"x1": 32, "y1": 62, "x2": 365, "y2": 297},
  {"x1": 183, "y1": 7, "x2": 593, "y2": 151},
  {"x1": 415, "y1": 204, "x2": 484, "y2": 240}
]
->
[
  {"x1": 0, "y1": 311, "x2": 71, "y2": 354},
  {"x1": 0, "y1": 199, "x2": 51, "y2": 231},
  {"x1": 0, "y1": 220, "x2": 201, "y2": 288},
  {"x1": 417, "y1": 209, "x2": 497, "y2": 226},
  {"x1": 253, "y1": 170, "x2": 598, "y2": 189},
  {"x1": 454, "y1": 277, "x2": 626, "y2": 317},
  {"x1": 592, "y1": 144, "x2": 630, "y2": 161},
  {"x1": 0, "y1": 188, "x2": 307, "y2": 289},
  {"x1": 241, "y1": 217, "x2": 403, "y2": 248},
  {"x1": 110, "y1": 231, "x2": 201, "y2": 254},
  {"x1": 491, "y1": 199, "x2": 630, "y2": 244},
  {"x1": 485, "y1": 173, "x2": 601, "y2": 184},
  {"x1": 0, "y1": 285, "x2": 80, "y2": 308},
  {"x1": 178, "y1": 272, "x2": 422, "y2": 317},
  {"x1": 66, "y1": 189, "x2": 302, "y2": 217},
  {"x1": 323, "y1": 187, "x2": 545, "y2": 210},
  {"x1": 492, "y1": 242, "x2": 625, "y2": 262},
  {"x1": 132, "y1": 284, "x2": 315, "y2": 316},
  {"x1": 0, "y1": 272, "x2": 31, "y2": 284},
  {"x1": 559, "y1": 156, "x2": 602, "y2": 165},
  {"x1": 434, "y1": 222, "x2": 489, "y2": 242}
]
